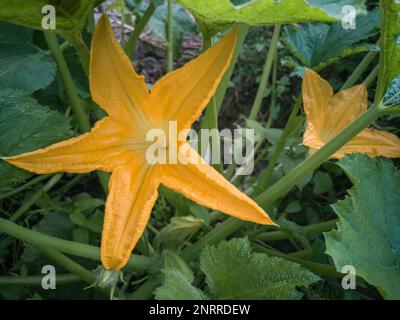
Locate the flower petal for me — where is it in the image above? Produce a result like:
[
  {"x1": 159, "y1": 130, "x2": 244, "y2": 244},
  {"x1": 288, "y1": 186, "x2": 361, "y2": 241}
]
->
[
  {"x1": 302, "y1": 69, "x2": 333, "y2": 134},
  {"x1": 4, "y1": 117, "x2": 137, "y2": 174},
  {"x1": 90, "y1": 15, "x2": 152, "y2": 128},
  {"x1": 160, "y1": 143, "x2": 273, "y2": 225},
  {"x1": 332, "y1": 129, "x2": 400, "y2": 159},
  {"x1": 322, "y1": 84, "x2": 367, "y2": 140},
  {"x1": 150, "y1": 28, "x2": 237, "y2": 130},
  {"x1": 101, "y1": 164, "x2": 160, "y2": 270}
]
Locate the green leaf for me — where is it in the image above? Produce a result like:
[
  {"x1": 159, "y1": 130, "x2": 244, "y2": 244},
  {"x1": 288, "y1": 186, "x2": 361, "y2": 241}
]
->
[
  {"x1": 0, "y1": 0, "x2": 94, "y2": 36},
  {"x1": 200, "y1": 238, "x2": 320, "y2": 299},
  {"x1": 376, "y1": 0, "x2": 400, "y2": 102},
  {"x1": 245, "y1": 119, "x2": 283, "y2": 145},
  {"x1": 313, "y1": 171, "x2": 333, "y2": 194},
  {"x1": 154, "y1": 269, "x2": 208, "y2": 300},
  {"x1": 154, "y1": 215, "x2": 203, "y2": 249},
  {"x1": 0, "y1": 22, "x2": 56, "y2": 93},
  {"x1": 283, "y1": 8, "x2": 379, "y2": 70},
  {"x1": 155, "y1": 250, "x2": 208, "y2": 300},
  {"x1": 177, "y1": 0, "x2": 366, "y2": 36},
  {"x1": 324, "y1": 154, "x2": 400, "y2": 299},
  {"x1": 0, "y1": 88, "x2": 71, "y2": 192}
]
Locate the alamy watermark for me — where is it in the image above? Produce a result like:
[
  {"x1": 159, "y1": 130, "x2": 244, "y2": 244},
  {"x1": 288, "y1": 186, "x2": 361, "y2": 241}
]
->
[
  {"x1": 341, "y1": 265, "x2": 357, "y2": 290},
  {"x1": 41, "y1": 265, "x2": 56, "y2": 290}
]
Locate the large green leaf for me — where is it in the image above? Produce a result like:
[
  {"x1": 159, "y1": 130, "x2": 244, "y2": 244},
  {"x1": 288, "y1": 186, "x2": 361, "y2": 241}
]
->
[
  {"x1": 0, "y1": 0, "x2": 94, "y2": 36},
  {"x1": 376, "y1": 0, "x2": 400, "y2": 102},
  {"x1": 283, "y1": 8, "x2": 379, "y2": 71},
  {"x1": 324, "y1": 154, "x2": 400, "y2": 300},
  {"x1": 200, "y1": 238, "x2": 320, "y2": 299},
  {"x1": 177, "y1": 0, "x2": 366, "y2": 36},
  {"x1": 0, "y1": 22, "x2": 56, "y2": 93},
  {"x1": 0, "y1": 88, "x2": 71, "y2": 192}
]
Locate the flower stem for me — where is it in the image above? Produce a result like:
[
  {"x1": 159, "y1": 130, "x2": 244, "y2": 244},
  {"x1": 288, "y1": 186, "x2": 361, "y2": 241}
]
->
[
  {"x1": 340, "y1": 51, "x2": 377, "y2": 90},
  {"x1": 0, "y1": 217, "x2": 156, "y2": 273},
  {"x1": 124, "y1": 2, "x2": 156, "y2": 57},
  {"x1": 248, "y1": 25, "x2": 281, "y2": 120},
  {"x1": 363, "y1": 64, "x2": 379, "y2": 88},
  {"x1": 166, "y1": 0, "x2": 174, "y2": 72}
]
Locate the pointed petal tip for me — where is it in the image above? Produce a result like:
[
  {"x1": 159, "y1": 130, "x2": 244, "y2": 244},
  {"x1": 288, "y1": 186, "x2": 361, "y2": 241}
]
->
[{"x1": 258, "y1": 213, "x2": 278, "y2": 227}]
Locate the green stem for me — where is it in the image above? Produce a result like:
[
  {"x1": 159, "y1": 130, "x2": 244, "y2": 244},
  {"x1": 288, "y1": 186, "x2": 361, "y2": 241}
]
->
[
  {"x1": 257, "y1": 96, "x2": 302, "y2": 190},
  {"x1": 34, "y1": 245, "x2": 96, "y2": 285},
  {"x1": 45, "y1": 32, "x2": 90, "y2": 133},
  {"x1": 124, "y1": 2, "x2": 156, "y2": 57},
  {"x1": 0, "y1": 274, "x2": 82, "y2": 286},
  {"x1": 9, "y1": 173, "x2": 63, "y2": 222},
  {"x1": 166, "y1": 0, "x2": 173, "y2": 72},
  {"x1": 69, "y1": 32, "x2": 90, "y2": 76},
  {"x1": 0, "y1": 174, "x2": 51, "y2": 200},
  {"x1": 340, "y1": 51, "x2": 377, "y2": 90},
  {"x1": 248, "y1": 25, "x2": 281, "y2": 120},
  {"x1": 215, "y1": 24, "x2": 249, "y2": 113},
  {"x1": 363, "y1": 64, "x2": 379, "y2": 88},
  {"x1": 0, "y1": 217, "x2": 156, "y2": 273},
  {"x1": 255, "y1": 219, "x2": 339, "y2": 242},
  {"x1": 205, "y1": 98, "x2": 223, "y2": 173},
  {"x1": 252, "y1": 244, "x2": 342, "y2": 278}
]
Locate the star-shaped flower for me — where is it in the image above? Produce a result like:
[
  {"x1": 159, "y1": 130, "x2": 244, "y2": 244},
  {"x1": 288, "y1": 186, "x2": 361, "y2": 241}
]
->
[
  {"x1": 302, "y1": 70, "x2": 400, "y2": 159},
  {"x1": 4, "y1": 15, "x2": 273, "y2": 270}
]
